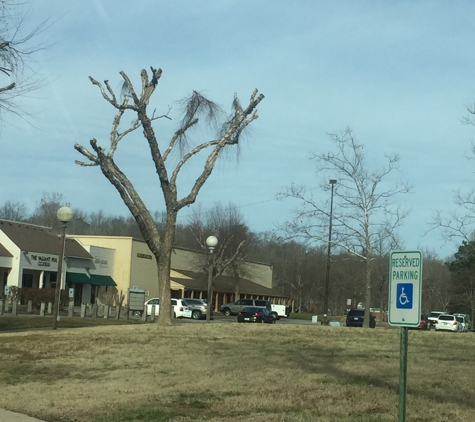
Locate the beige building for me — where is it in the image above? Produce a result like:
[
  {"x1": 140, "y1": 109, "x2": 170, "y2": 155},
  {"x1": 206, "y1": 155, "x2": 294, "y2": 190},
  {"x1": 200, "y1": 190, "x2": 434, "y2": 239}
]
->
[
  {"x1": 0, "y1": 222, "x2": 289, "y2": 310},
  {"x1": 73, "y1": 236, "x2": 287, "y2": 309},
  {"x1": 73, "y1": 236, "x2": 158, "y2": 298}
]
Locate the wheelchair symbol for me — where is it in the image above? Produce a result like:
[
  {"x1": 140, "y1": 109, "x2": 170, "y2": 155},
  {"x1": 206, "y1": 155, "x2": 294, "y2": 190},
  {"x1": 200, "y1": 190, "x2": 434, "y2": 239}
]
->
[
  {"x1": 399, "y1": 288, "x2": 409, "y2": 306},
  {"x1": 396, "y1": 283, "x2": 413, "y2": 309}
]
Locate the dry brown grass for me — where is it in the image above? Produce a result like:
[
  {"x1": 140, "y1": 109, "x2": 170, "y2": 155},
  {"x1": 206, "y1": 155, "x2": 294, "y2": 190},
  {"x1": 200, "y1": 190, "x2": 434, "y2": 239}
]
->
[{"x1": 0, "y1": 322, "x2": 474, "y2": 422}]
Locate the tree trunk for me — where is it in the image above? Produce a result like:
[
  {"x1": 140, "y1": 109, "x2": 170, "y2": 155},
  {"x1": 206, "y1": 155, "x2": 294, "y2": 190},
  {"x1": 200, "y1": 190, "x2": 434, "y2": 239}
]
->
[
  {"x1": 363, "y1": 260, "x2": 372, "y2": 328},
  {"x1": 379, "y1": 279, "x2": 386, "y2": 322},
  {"x1": 363, "y1": 241, "x2": 372, "y2": 328},
  {"x1": 156, "y1": 210, "x2": 177, "y2": 325}
]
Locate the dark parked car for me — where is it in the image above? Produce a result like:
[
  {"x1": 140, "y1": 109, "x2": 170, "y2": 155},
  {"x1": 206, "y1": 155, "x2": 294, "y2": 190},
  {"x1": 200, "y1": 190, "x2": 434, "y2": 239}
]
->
[
  {"x1": 346, "y1": 309, "x2": 376, "y2": 328},
  {"x1": 237, "y1": 307, "x2": 276, "y2": 324}
]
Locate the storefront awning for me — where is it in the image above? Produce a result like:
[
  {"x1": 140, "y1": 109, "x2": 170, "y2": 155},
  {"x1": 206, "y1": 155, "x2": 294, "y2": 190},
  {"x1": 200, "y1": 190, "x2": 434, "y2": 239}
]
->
[
  {"x1": 66, "y1": 272, "x2": 91, "y2": 284},
  {"x1": 89, "y1": 274, "x2": 117, "y2": 287},
  {"x1": 66, "y1": 273, "x2": 116, "y2": 287}
]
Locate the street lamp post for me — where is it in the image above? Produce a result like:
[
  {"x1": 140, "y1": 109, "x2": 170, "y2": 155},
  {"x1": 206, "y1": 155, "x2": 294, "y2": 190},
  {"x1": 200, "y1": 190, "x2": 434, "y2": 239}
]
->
[
  {"x1": 52, "y1": 206, "x2": 73, "y2": 330},
  {"x1": 323, "y1": 179, "x2": 337, "y2": 322},
  {"x1": 205, "y1": 235, "x2": 218, "y2": 323}
]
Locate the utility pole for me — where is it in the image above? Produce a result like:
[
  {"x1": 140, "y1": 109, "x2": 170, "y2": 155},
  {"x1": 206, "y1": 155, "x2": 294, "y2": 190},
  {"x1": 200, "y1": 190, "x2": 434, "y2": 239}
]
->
[{"x1": 323, "y1": 179, "x2": 337, "y2": 319}]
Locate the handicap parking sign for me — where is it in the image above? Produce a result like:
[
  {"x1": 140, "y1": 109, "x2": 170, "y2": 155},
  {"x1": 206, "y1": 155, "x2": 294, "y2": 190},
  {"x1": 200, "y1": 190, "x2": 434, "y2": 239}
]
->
[
  {"x1": 389, "y1": 250, "x2": 422, "y2": 326},
  {"x1": 396, "y1": 283, "x2": 413, "y2": 309}
]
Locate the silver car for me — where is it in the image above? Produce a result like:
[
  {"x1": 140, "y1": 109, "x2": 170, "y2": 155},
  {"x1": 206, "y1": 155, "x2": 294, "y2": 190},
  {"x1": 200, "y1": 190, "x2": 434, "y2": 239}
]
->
[
  {"x1": 182, "y1": 298, "x2": 209, "y2": 320},
  {"x1": 219, "y1": 299, "x2": 272, "y2": 317}
]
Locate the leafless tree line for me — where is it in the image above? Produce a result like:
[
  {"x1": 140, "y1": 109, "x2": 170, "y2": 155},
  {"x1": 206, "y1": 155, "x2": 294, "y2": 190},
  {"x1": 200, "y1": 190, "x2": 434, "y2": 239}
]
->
[{"x1": 1, "y1": 192, "x2": 454, "y2": 315}]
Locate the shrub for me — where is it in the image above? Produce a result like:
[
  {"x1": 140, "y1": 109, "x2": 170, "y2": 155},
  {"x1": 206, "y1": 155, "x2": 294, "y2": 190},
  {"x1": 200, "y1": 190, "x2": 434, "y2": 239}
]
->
[{"x1": 18, "y1": 288, "x2": 69, "y2": 310}]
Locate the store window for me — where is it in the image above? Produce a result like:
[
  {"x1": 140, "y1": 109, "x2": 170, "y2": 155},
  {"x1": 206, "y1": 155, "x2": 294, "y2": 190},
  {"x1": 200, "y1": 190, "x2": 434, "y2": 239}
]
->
[{"x1": 22, "y1": 273, "x2": 33, "y2": 288}]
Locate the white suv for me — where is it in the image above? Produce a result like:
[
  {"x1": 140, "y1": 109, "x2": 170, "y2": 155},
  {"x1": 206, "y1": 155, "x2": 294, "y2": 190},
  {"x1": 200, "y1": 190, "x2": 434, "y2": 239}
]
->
[
  {"x1": 427, "y1": 311, "x2": 446, "y2": 330},
  {"x1": 435, "y1": 314, "x2": 462, "y2": 332},
  {"x1": 140, "y1": 298, "x2": 187, "y2": 318}
]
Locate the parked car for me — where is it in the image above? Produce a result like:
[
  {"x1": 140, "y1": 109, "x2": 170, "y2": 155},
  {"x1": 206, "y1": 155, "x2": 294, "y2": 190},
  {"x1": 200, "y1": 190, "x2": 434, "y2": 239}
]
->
[
  {"x1": 237, "y1": 307, "x2": 276, "y2": 324},
  {"x1": 135, "y1": 297, "x2": 159, "y2": 317},
  {"x1": 427, "y1": 311, "x2": 447, "y2": 330},
  {"x1": 408, "y1": 314, "x2": 429, "y2": 330},
  {"x1": 418, "y1": 314, "x2": 429, "y2": 330},
  {"x1": 435, "y1": 314, "x2": 461, "y2": 332},
  {"x1": 453, "y1": 313, "x2": 472, "y2": 331},
  {"x1": 345, "y1": 309, "x2": 376, "y2": 328},
  {"x1": 220, "y1": 299, "x2": 272, "y2": 316},
  {"x1": 136, "y1": 298, "x2": 187, "y2": 318},
  {"x1": 455, "y1": 315, "x2": 470, "y2": 332},
  {"x1": 182, "y1": 298, "x2": 210, "y2": 320},
  {"x1": 171, "y1": 299, "x2": 187, "y2": 318}
]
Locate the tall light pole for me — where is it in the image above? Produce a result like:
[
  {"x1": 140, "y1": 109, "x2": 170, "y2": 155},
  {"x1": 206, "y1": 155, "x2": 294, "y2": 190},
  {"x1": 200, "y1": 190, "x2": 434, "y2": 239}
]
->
[
  {"x1": 206, "y1": 235, "x2": 218, "y2": 323},
  {"x1": 52, "y1": 206, "x2": 73, "y2": 330},
  {"x1": 323, "y1": 179, "x2": 337, "y2": 320}
]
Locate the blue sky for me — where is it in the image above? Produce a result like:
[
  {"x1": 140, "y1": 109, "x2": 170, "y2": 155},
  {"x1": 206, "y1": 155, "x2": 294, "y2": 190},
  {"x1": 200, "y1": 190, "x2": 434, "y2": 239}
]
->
[{"x1": 1, "y1": 0, "x2": 475, "y2": 259}]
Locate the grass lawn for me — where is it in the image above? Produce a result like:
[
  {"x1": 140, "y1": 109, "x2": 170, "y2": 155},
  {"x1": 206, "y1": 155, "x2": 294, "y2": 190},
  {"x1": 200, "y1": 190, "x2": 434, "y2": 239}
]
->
[{"x1": 0, "y1": 317, "x2": 474, "y2": 421}]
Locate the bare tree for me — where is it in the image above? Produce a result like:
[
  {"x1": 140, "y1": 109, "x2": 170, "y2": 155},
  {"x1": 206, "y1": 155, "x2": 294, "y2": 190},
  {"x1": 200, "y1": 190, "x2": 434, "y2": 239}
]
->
[
  {"x1": 446, "y1": 240, "x2": 475, "y2": 319},
  {"x1": 26, "y1": 192, "x2": 89, "y2": 233},
  {"x1": 0, "y1": 199, "x2": 27, "y2": 221},
  {"x1": 430, "y1": 192, "x2": 475, "y2": 255},
  {"x1": 0, "y1": 1, "x2": 50, "y2": 119},
  {"x1": 373, "y1": 228, "x2": 403, "y2": 321},
  {"x1": 28, "y1": 191, "x2": 64, "y2": 228},
  {"x1": 430, "y1": 104, "x2": 475, "y2": 253},
  {"x1": 278, "y1": 127, "x2": 411, "y2": 327},
  {"x1": 188, "y1": 202, "x2": 252, "y2": 302},
  {"x1": 75, "y1": 67, "x2": 264, "y2": 325},
  {"x1": 289, "y1": 245, "x2": 311, "y2": 311}
]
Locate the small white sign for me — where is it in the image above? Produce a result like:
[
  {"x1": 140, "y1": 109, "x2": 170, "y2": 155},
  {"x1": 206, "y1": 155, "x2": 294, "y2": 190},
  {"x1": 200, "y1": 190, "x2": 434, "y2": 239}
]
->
[
  {"x1": 4, "y1": 285, "x2": 10, "y2": 295},
  {"x1": 388, "y1": 250, "x2": 422, "y2": 326},
  {"x1": 69, "y1": 288, "x2": 74, "y2": 299}
]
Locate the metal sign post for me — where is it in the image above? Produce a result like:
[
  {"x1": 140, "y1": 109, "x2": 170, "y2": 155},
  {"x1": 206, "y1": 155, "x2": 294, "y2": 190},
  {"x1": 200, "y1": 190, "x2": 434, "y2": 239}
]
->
[
  {"x1": 399, "y1": 326, "x2": 408, "y2": 422},
  {"x1": 389, "y1": 250, "x2": 423, "y2": 422}
]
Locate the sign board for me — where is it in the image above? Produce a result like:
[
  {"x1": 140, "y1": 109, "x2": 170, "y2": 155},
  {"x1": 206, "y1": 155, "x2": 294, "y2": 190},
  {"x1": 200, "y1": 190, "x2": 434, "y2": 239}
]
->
[
  {"x1": 4, "y1": 285, "x2": 10, "y2": 296},
  {"x1": 68, "y1": 288, "x2": 75, "y2": 299},
  {"x1": 127, "y1": 288, "x2": 145, "y2": 312},
  {"x1": 388, "y1": 250, "x2": 422, "y2": 326}
]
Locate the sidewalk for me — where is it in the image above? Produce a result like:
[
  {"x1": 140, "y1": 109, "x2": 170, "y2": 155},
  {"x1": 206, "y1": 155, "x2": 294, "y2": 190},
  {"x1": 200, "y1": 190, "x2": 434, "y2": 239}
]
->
[{"x1": 0, "y1": 408, "x2": 45, "y2": 421}]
